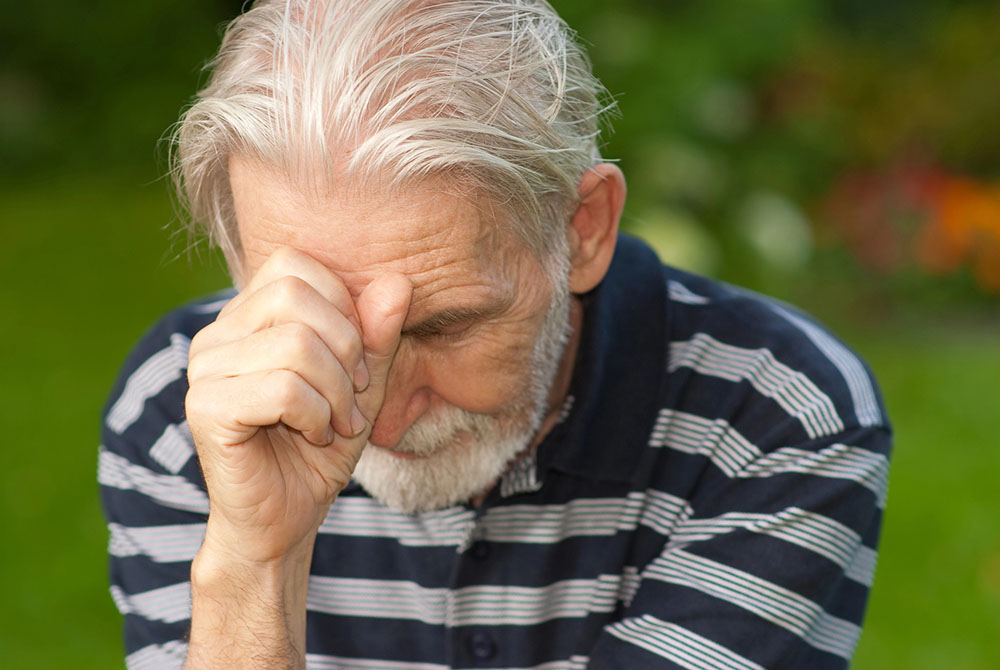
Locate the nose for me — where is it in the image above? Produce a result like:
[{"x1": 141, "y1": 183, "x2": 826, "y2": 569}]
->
[{"x1": 368, "y1": 346, "x2": 432, "y2": 447}]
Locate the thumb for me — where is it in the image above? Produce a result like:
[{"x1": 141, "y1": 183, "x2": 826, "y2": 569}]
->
[{"x1": 355, "y1": 273, "x2": 412, "y2": 419}]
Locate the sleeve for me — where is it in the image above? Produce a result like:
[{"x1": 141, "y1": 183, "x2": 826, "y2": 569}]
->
[
  {"x1": 98, "y1": 309, "x2": 216, "y2": 669},
  {"x1": 587, "y1": 308, "x2": 892, "y2": 669}
]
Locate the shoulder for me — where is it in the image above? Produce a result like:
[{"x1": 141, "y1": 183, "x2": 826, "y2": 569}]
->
[
  {"x1": 662, "y1": 267, "x2": 888, "y2": 439},
  {"x1": 658, "y1": 268, "x2": 891, "y2": 488},
  {"x1": 100, "y1": 290, "x2": 234, "y2": 473},
  {"x1": 106, "y1": 291, "x2": 234, "y2": 396}
]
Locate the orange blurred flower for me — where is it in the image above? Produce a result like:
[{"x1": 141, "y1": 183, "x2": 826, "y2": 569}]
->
[
  {"x1": 915, "y1": 177, "x2": 1000, "y2": 292},
  {"x1": 824, "y1": 160, "x2": 1000, "y2": 293}
]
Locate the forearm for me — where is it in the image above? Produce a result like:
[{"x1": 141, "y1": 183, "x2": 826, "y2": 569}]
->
[{"x1": 185, "y1": 534, "x2": 314, "y2": 669}]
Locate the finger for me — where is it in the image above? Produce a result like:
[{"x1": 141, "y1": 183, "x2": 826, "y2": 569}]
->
[
  {"x1": 187, "y1": 323, "x2": 363, "y2": 439},
  {"x1": 355, "y1": 273, "x2": 413, "y2": 420},
  {"x1": 191, "y1": 276, "x2": 369, "y2": 391},
  {"x1": 221, "y1": 246, "x2": 360, "y2": 329},
  {"x1": 186, "y1": 369, "x2": 334, "y2": 448}
]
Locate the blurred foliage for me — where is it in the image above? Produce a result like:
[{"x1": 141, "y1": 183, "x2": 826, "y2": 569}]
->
[
  {"x1": 552, "y1": 0, "x2": 1000, "y2": 303},
  {"x1": 0, "y1": 1, "x2": 234, "y2": 180},
  {"x1": 3, "y1": 0, "x2": 999, "y2": 304}
]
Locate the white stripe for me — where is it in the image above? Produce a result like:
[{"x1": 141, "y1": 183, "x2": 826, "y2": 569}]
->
[
  {"x1": 668, "y1": 280, "x2": 710, "y2": 305},
  {"x1": 305, "y1": 655, "x2": 448, "y2": 670},
  {"x1": 307, "y1": 577, "x2": 449, "y2": 623},
  {"x1": 304, "y1": 655, "x2": 591, "y2": 670},
  {"x1": 744, "y1": 444, "x2": 889, "y2": 508},
  {"x1": 556, "y1": 394, "x2": 575, "y2": 424},
  {"x1": 455, "y1": 658, "x2": 591, "y2": 670},
  {"x1": 649, "y1": 410, "x2": 757, "y2": 476},
  {"x1": 606, "y1": 614, "x2": 763, "y2": 670},
  {"x1": 646, "y1": 550, "x2": 860, "y2": 659},
  {"x1": 669, "y1": 333, "x2": 844, "y2": 438},
  {"x1": 321, "y1": 491, "x2": 691, "y2": 550},
  {"x1": 481, "y1": 490, "x2": 689, "y2": 544},
  {"x1": 845, "y1": 544, "x2": 879, "y2": 587},
  {"x1": 127, "y1": 635, "x2": 587, "y2": 670},
  {"x1": 449, "y1": 576, "x2": 624, "y2": 625},
  {"x1": 666, "y1": 283, "x2": 884, "y2": 429},
  {"x1": 104, "y1": 488, "x2": 689, "y2": 557},
  {"x1": 126, "y1": 640, "x2": 187, "y2": 670},
  {"x1": 321, "y1": 497, "x2": 475, "y2": 547},
  {"x1": 666, "y1": 508, "x2": 865, "y2": 581},
  {"x1": 306, "y1": 574, "x2": 636, "y2": 626},
  {"x1": 106, "y1": 333, "x2": 190, "y2": 434},
  {"x1": 110, "y1": 582, "x2": 191, "y2": 624},
  {"x1": 500, "y1": 449, "x2": 543, "y2": 497},
  {"x1": 620, "y1": 565, "x2": 642, "y2": 607},
  {"x1": 515, "y1": 657, "x2": 590, "y2": 670},
  {"x1": 768, "y1": 305, "x2": 883, "y2": 427},
  {"x1": 98, "y1": 448, "x2": 209, "y2": 515},
  {"x1": 649, "y1": 410, "x2": 888, "y2": 508},
  {"x1": 108, "y1": 522, "x2": 206, "y2": 563},
  {"x1": 149, "y1": 421, "x2": 194, "y2": 474}
]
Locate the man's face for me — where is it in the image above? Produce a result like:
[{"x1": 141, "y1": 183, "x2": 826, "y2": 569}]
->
[{"x1": 229, "y1": 158, "x2": 572, "y2": 512}]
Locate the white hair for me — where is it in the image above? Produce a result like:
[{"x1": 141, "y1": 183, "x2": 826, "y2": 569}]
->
[{"x1": 171, "y1": 0, "x2": 613, "y2": 279}]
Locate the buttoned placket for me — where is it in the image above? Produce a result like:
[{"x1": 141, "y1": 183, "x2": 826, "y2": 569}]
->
[{"x1": 446, "y1": 502, "x2": 501, "y2": 666}]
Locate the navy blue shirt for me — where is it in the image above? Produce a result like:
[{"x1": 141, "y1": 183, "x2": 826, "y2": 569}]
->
[{"x1": 100, "y1": 234, "x2": 891, "y2": 669}]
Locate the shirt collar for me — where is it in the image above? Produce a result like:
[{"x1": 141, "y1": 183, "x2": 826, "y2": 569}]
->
[{"x1": 534, "y1": 233, "x2": 669, "y2": 485}]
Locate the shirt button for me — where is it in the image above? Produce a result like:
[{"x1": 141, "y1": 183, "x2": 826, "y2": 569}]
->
[
  {"x1": 467, "y1": 631, "x2": 496, "y2": 660},
  {"x1": 470, "y1": 540, "x2": 490, "y2": 560}
]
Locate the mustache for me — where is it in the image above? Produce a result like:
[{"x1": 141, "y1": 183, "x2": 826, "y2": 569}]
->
[{"x1": 390, "y1": 405, "x2": 487, "y2": 456}]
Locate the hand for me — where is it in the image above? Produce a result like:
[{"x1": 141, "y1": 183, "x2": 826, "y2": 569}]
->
[{"x1": 185, "y1": 246, "x2": 412, "y2": 563}]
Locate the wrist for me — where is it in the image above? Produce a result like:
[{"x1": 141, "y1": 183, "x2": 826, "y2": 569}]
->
[
  {"x1": 186, "y1": 532, "x2": 315, "y2": 669},
  {"x1": 192, "y1": 529, "x2": 315, "y2": 591}
]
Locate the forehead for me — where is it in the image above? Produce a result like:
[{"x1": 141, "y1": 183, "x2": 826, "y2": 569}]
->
[{"x1": 229, "y1": 158, "x2": 520, "y2": 307}]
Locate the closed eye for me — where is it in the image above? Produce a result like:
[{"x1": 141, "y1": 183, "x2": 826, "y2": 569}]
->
[{"x1": 402, "y1": 302, "x2": 508, "y2": 341}]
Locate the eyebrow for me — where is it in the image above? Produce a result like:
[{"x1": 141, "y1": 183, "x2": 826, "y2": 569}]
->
[{"x1": 401, "y1": 298, "x2": 511, "y2": 338}]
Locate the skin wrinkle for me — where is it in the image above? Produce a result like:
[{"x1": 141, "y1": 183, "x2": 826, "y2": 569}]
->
[
  {"x1": 240, "y1": 190, "x2": 501, "y2": 306},
  {"x1": 229, "y1": 157, "x2": 577, "y2": 513},
  {"x1": 233, "y1": 156, "x2": 536, "y2": 326}
]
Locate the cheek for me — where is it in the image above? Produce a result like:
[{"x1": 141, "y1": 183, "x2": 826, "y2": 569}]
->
[{"x1": 423, "y1": 334, "x2": 537, "y2": 414}]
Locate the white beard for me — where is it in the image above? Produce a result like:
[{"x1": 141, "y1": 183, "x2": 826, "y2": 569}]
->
[{"x1": 352, "y1": 275, "x2": 571, "y2": 514}]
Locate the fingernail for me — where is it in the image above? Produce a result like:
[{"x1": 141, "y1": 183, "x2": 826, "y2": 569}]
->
[
  {"x1": 324, "y1": 425, "x2": 336, "y2": 445},
  {"x1": 350, "y1": 405, "x2": 367, "y2": 435},
  {"x1": 354, "y1": 359, "x2": 370, "y2": 391}
]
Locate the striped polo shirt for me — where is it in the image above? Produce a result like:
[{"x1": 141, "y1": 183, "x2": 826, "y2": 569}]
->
[{"x1": 99, "y1": 234, "x2": 891, "y2": 669}]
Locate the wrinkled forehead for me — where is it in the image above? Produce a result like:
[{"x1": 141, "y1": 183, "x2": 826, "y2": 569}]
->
[{"x1": 228, "y1": 156, "x2": 528, "y2": 302}]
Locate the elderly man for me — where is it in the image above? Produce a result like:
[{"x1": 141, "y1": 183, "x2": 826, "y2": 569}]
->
[{"x1": 100, "y1": 1, "x2": 891, "y2": 668}]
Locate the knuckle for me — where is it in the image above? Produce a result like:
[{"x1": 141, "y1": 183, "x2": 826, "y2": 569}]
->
[
  {"x1": 267, "y1": 245, "x2": 302, "y2": 267},
  {"x1": 272, "y1": 274, "x2": 310, "y2": 305},
  {"x1": 184, "y1": 384, "x2": 211, "y2": 424},
  {"x1": 279, "y1": 322, "x2": 319, "y2": 365},
  {"x1": 188, "y1": 324, "x2": 214, "y2": 357},
  {"x1": 269, "y1": 369, "x2": 302, "y2": 406},
  {"x1": 186, "y1": 354, "x2": 204, "y2": 382},
  {"x1": 336, "y1": 327, "x2": 364, "y2": 365},
  {"x1": 215, "y1": 294, "x2": 240, "y2": 317}
]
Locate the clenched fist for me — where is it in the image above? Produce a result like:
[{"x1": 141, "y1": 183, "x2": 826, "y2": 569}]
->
[{"x1": 185, "y1": 246, "x2": 412, "y2": 563}]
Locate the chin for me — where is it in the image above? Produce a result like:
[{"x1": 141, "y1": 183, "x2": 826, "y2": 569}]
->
[{"x1": 352, "y1": 420, "x2": 533, "y2": 514}]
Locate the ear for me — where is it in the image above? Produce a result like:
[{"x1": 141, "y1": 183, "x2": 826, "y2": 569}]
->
[{"x1": 567, "y1": 163, "x2": 626, "y2": 294}]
